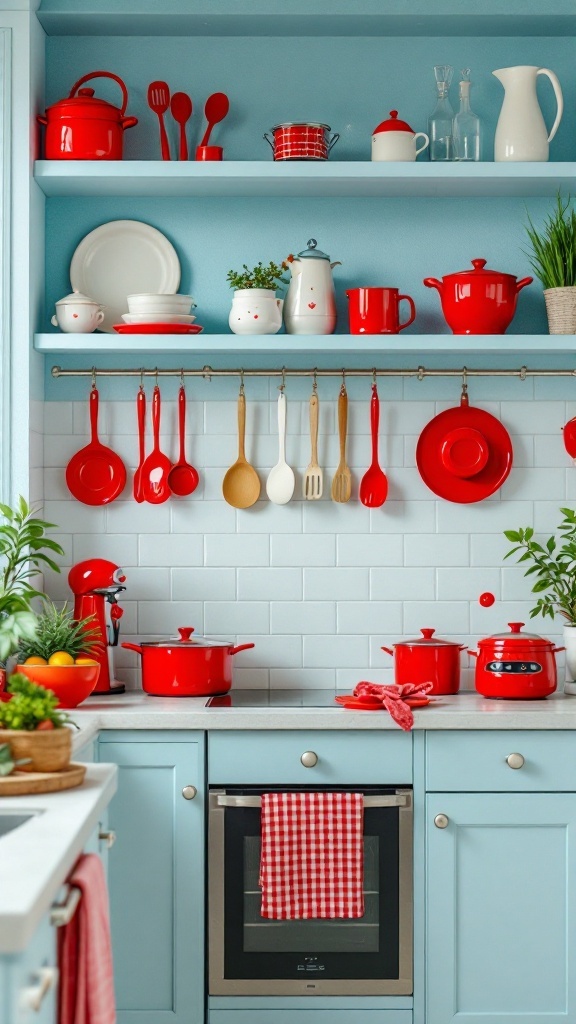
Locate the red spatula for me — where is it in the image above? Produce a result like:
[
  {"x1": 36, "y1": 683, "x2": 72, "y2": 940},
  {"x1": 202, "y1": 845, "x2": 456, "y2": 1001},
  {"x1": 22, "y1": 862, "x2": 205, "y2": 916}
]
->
[{"x1": 140, "y1": 385, "x2": 172, "y2": 504}]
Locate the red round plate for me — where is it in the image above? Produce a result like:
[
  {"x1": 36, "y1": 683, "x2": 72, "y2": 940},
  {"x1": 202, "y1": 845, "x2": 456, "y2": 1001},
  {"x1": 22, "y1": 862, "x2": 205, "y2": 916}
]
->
[
  {"x1": 335, "y1": 694, "x2": 433, "y2": 710},
  {"x1": 416, "y1": 400, "x2": 513, "y2": 503},
  {"x1": 113, "y1": 323, "x2": 204, "y2": 334}
]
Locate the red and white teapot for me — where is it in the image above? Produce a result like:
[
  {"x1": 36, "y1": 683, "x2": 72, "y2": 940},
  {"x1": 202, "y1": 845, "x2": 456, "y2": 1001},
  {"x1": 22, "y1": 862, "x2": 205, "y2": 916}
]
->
[{"x1": 372, "y1": 109, "x2": 429, "y2": 161}]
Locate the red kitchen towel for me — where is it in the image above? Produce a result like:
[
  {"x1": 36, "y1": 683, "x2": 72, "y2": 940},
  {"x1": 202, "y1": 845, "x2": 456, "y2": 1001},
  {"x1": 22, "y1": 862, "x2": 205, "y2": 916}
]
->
[
  {"x1": 57, "y1": 853, "x2": 116, "y2": 1024},
  {"x1": 259, "y1": 791, "x2": 364, "y2": 919},
  {"x1": 355, "y1": 680, "x2": 433, "y2": 731}
]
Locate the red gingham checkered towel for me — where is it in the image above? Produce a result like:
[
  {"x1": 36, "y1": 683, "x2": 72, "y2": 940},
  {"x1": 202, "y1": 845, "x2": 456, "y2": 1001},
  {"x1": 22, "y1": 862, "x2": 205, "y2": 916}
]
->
[{"x1": 259, "y1": 791, "x2": 364, "y2": 920}]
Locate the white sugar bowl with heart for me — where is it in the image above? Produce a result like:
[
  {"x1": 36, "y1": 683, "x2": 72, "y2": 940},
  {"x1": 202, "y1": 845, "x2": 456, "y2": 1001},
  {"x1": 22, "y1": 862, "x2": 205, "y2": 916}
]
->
[
  {"x1": 371, "y1": 109, "x2": 429, "y2": 161},
  {"x1": 51, "y1": 289, "x2": 105, "y2": 333}
]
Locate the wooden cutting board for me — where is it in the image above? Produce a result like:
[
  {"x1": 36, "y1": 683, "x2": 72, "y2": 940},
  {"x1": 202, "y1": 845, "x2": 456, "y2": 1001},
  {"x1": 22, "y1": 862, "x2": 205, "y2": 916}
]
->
[{"x1": 0, "y1": 762, "x2": 86, "y2": 796}]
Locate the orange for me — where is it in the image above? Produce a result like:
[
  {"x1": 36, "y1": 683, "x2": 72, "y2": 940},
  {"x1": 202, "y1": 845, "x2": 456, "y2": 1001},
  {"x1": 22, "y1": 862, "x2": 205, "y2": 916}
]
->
[
  {"x1": 48, "y1": 651, "x2": 75, "y2": 667},
  {"x1": 23, "y1": 656, "x2": 48, "y2": 666},
  {"x1": 74, "y1": 657, "x2": 98, "y2": 666}
]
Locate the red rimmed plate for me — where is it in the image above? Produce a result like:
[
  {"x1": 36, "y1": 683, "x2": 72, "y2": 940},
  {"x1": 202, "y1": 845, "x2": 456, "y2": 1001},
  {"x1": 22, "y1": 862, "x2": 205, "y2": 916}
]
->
[
  {"x1": 416, "y1": 393, "x2": 513, "y2": 503},
  {"x1": 113, "y1": 323, "x2": 204, "y2": 335},
  {"x1": 335, "y1": 694, "x2": 433, "y2": 710}
]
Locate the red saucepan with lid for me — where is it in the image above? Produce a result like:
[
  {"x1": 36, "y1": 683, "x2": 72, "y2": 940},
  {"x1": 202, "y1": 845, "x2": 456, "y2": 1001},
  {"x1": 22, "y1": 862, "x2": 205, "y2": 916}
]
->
[
  {"x1": 382, "y1": 628, "x2": 466, "y2": 695},
  {"x1": 122, "y1": 627, "x2": 254, "y2": 697},
  {"x1": 37, "y1": 70, "x2": 138, "y2": 160},
  {"x1": 469, "y1": 622, "x2": 564, "y2": 700}
]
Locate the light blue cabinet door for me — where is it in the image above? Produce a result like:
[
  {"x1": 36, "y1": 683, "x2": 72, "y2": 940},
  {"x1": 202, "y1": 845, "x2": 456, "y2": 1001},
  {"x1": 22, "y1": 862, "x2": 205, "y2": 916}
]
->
[
  {"x1": 3, "y1": 914, "x2": 57, "y2": 1024},
  {"x1": 426, "y1": 793, "x2": 576, "y2": 1023},
  {"x1": 100, "y1": 733, "x2": 205, "y2": 1024}
]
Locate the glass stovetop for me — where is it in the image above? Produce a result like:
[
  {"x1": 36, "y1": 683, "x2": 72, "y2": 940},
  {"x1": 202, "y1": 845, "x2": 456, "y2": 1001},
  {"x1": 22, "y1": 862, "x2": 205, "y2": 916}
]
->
[{"x1": 206, "y1": 689, "x2": 345, "y2": 708}]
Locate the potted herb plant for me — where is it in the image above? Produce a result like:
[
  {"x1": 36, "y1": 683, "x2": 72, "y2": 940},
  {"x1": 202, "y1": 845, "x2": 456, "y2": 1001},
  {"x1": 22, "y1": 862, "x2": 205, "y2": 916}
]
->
[
  {"x1": 227, "y1": 260, "x2": 287, "y2": 336},
  {"x1": 504, "y1": 507, "x2": 576, "y2": 693},
  {"x1": 525, "y1": 193, "x2": 576, "y2": 334},
  {"x1": 0, "y1": 674, "x2": 75, "y2": 772}
]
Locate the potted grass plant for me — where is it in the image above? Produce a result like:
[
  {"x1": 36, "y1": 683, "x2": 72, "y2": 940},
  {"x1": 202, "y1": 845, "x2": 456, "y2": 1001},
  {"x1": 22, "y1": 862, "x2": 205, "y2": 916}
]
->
[
  {"x1": 524, "y1": 193, "x2": 576, "y2": 334},
  {"x1": 227, "y1": 260, "x2": 288, "y2": 336}
]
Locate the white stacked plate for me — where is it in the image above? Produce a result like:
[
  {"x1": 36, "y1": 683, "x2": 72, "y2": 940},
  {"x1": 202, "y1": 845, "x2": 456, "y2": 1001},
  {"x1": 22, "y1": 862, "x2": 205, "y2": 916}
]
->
[
  {"x1": 122, "y1": 313, "x2": 196, "y2": 325},
  {"x1": 127, "y1": 293, "x2": 195, "y2": 315}
]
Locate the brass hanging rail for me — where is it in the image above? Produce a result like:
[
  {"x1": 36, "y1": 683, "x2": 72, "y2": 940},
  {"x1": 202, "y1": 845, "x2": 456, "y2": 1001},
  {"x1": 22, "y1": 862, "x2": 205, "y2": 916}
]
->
[{"x1": 51, "y1": 364, "x2": 576, "y2": 380}]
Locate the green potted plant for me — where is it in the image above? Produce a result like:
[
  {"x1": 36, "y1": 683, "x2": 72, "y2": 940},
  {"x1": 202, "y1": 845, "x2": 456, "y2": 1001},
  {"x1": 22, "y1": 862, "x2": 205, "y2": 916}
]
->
[
  {"x1": 227, "y1": 260, "x2": 288, "y2": 336},
  {"x1": 504, "y1": 507, "x2": 576, "y2": 693},
  {"x1": 0, "y1": 674, "x2": 75, "y2": 772},
  {"x1": 524, "y1": 193, "x2": 576, "y2": 335}
]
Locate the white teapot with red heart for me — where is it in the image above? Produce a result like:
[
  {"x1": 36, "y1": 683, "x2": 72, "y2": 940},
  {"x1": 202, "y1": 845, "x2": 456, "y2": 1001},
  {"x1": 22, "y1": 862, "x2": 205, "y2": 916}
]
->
[{"x1": 283, "y1": 238, "x2": 341, "y2": 335}]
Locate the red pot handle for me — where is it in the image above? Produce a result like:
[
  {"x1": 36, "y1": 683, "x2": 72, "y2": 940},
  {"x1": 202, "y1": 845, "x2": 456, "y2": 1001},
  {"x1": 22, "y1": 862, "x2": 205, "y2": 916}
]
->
[
  {"x1": 37, "y1": 115, "x2": 48, "y2": 126},
  {"x1": 69, "y1": 70, "x2": 130, "y2": 115},
  {"x1": 516, "y1": 276, "x2": 533, "y2": 293},
  {"x1": 423, "y1": 277, "x2": 442, "y2": 292},
  {"x1": 229, "y1": 643, "x2": 255, "y2": 656},
  {"x1": 121, "y1": 116, "x2": 139, "y2": 131},
  {"x1": 398, "y1": 294, "x2": 416, "y2": 331},
  {"x1": 467, "y1": 649, "x2": 479, "y2": 657},
  {"x1": 553, "y1": 646, "x2": 566, "y2": 654},
  {"x1": 121, "y1": 642, "x2": 143, "y2": 654},
  {"x1": 381, "y1": 646, "x2": 394, "y2": 656},
  {"x1": 458, "y1": 644, "x2": 468, "y2": 652}
]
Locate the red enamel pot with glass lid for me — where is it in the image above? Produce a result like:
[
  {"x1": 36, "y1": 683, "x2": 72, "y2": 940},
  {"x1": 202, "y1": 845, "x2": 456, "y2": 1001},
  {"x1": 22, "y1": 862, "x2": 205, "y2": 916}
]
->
[
  {"x1": 469, "y1": 622, "x2": 564, "y2": 699},
  {"x1": 37, "y1": 71, "x2": 138, "y2": 160},
  {"x1": 122, "y1": 627, "x2": 254, "y2": 697},
  {"x1": 381, "y1": 628, "x2": 466, "y2": 695}
]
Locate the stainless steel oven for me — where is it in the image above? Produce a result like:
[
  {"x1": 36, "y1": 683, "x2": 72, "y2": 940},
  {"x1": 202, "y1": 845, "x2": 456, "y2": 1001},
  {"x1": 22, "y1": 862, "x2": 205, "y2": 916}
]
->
[{"x1": 208, "y1": 785, "x2": 413, "y2": 996}]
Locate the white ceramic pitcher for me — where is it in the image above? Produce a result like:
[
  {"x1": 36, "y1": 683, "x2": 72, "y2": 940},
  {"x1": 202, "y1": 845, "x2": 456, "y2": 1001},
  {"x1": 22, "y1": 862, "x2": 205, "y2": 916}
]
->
[{"x1": 493, "y1": 65, "x2": 563, "y2": 162}]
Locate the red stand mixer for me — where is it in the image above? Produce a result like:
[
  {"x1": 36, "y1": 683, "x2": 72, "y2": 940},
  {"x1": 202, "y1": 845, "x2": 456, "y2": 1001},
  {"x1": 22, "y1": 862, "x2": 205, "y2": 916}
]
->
[{"x1": 68, "y1": 558, "x2": 127, "y2": 695}]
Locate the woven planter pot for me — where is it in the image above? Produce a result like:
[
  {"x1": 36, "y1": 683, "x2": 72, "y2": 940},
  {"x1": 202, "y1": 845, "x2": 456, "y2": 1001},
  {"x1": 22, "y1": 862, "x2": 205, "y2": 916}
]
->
[
  {"x1": 544, "y1": 286, "x2": 576, "y2": 335},
  {"x1": 0, "y1": 726, "x2": 71, "y2": 772}
]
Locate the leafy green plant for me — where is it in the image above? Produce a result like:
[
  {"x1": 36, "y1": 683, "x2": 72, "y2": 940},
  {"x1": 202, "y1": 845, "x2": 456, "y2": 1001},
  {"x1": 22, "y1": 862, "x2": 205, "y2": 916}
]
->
[
  {"x1": 226, "y1": 260, "x2": 288, "y2": 291},
  {"x1": 504, "y1": 507, "x2": 576, "y2": 622},
  {"x1": 0, "y1": 742, "x2": 30, "y2": 775},
  {"x1": 524, "y1": 193, "x2": 576, "y2": 289},
  {"x1": 0, "y1": 498, "x2": 64, "y2": 661},
  {"x1": 16, "y1": 601, "x2": 101, "y2": 664},
  {"x1": 0, "y1": 674, "x2": 75, "y2": 731}
]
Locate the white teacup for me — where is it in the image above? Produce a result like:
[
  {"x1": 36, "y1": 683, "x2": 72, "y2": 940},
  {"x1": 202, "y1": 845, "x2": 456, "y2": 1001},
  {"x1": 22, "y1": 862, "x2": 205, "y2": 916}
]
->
[
  {"x1": 51, "y1": 290, "x2": 105, "y2": 333},
  {"x1": 372, "y1": 129, "x2": 429, "y2": 162}
]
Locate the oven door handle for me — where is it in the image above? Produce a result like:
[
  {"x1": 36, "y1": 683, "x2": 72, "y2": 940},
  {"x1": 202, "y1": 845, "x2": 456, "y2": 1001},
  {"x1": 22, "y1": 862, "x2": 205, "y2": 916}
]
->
[{"x1": 215, "y1": 793, "x2": 410, "y2": 808}]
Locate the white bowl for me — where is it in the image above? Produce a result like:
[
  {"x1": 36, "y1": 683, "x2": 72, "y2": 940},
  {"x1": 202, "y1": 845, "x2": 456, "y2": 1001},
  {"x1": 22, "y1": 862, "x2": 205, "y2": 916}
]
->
[
  {"x1": 122, "y1": 313, "x2": 196, "y2": 325},
  {"x1": 127, "y1": 293, "x2": 195, "y2": 314}
]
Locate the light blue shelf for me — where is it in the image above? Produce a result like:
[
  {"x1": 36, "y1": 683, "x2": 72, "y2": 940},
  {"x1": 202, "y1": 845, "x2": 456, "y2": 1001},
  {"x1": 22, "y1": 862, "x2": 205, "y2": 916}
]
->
[
  {"x1": 34, "y1": 333, "x2": 576, "y2": 356},
  {"x1": 34, "y1": 161, "x2": 576, "y2": 199}
]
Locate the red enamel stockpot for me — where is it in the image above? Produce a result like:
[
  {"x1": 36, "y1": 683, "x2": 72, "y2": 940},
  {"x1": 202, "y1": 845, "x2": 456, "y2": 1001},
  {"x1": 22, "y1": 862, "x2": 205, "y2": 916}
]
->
[
  {"x1": 122, "y1": 627, "x2": 254, "y2": 697},
  {"x1": 469, "y1": 621, "x2": 564, "y2": 700},
  {"x1": 423, "y1": 258, "x2": 532, "y2": 335},
  {"x1": 264, "y1": 122, "x2": 339, "y2": 161},
  {"x1": 37, "y1": 71, "x2": 138, "y2": 160},
  {"x1": 381, "y1": 628, "x2": 466, "y2": 695}
]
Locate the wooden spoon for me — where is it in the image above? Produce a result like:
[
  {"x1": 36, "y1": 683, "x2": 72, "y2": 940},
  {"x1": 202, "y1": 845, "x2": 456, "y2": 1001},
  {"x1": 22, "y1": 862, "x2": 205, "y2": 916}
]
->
[
  {"x1": 331, "y1": 384, "x2": 352, "y2": 503},
  {"x1": 168, "y1": 385, "x2": 199, "y2": 496},
  {"x1": 222, "y1": 389, "x2": 260, "y2": 509},
  {"x1": 359, "y1": 382, "x2": 388, "y2": 508},
  {"x1": 170, "y1": 91, "x2": 193, "y2": 160},
  {"x1": 140, "y1": 385, "x2": 172, "y2": 504}
]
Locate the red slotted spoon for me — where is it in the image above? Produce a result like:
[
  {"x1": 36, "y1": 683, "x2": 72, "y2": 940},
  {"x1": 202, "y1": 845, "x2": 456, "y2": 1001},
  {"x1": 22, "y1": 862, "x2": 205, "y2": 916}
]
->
[
  {"x1": 359, "y1": 383, "x2": 388, "y2": 508},
  {"x1": 140, "y1": 385, "x2": 172, "y2": 503},
  {"x1": 168, "y1": 385, "x2": 199, "y2": 496}
]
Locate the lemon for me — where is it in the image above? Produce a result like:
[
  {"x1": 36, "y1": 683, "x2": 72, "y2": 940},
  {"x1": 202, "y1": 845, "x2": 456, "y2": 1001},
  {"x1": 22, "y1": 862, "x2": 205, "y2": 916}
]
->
[
  {"x1": 23, "y1": 656, "x2": 48, "y2": 666},
  {"x1": 74, "y1": 657, "x2": 98, "y2": 666},
  {"x1": 48, "y1": 651, "x2": 75, "y2": 667}
]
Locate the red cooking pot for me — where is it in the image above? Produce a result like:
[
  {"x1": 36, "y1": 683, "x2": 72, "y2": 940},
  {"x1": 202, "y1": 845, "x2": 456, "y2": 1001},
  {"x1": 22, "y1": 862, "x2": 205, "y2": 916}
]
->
[
  {"x1": 423, "y1": 258, "x2": 532, "y2": 335},
  {"x1": 122, "y1": 627, "x2": 254, "y2": 697},
  {"x1": 469, "y1": 622, "x2": 564, "y2": 700},
  {"x1": 381, "y1": 628, "x2": 466, "y2": 695},
  {"x1": 37, "y1": 71, "x2": 138, "y2": 160}
]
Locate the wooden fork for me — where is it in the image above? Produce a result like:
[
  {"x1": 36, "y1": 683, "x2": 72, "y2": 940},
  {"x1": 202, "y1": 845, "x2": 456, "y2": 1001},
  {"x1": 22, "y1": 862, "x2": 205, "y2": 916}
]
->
[
  {"x1": 331, "y1": 385, "x2": 352, "y2": 503},
  {"x1": 303, "y1": 390, "x2": 323, "y2": 500}
]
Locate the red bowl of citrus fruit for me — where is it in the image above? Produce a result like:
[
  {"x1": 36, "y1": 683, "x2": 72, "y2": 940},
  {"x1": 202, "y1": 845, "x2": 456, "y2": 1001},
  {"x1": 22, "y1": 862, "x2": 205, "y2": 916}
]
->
[{"x1": 16, "y1": 653, "x2": 100, "y2": 708}]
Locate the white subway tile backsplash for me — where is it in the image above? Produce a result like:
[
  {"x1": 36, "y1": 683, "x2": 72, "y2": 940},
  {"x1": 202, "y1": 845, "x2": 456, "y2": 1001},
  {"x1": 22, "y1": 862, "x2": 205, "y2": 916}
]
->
[
  {"x1": 138, "y1": 601, "x2": 204, "y2": 634},
  {"x1": 534, "y1": 434, "x2": 570, "y2": 468},
  {"x1": 338, "y1": 601, "x2": 402, "y2": 635},
  {"x1": 270, "y1": 668, "x2": 336, "y2": 689},
  {"x1": 371, "y1": 567, "x2": 435, "y2": 601},
  {"x1": 437, "y1": 500, "x2": 533, "y2": 534},
  {"x1": 271, "y1": 601, "x2": 336, "y2": 634},
  {"x1": 73, "y1": 533, "x2": 139, "y2": 567},
  {"x1": 127, "y1": 567, "x2": 171, "y2": 601},
  {"x1": 337, "y1": 534, "x2": 402, "y2": 567},
  {"x1": 205, "y1": 534, "x2": 270, "y2": 567},
  {"x1": 503, "y1": 401, "x2": 564, "y2": 435},
  {"x1": 171, "y1": 500, "x2": 236, "y2": 534},
  {"x1": 402, "y1": 601, "x2": 470, "y2": 635},
  {"x1": 436, "y1": 567, "x2": 500, "y2": 602},
  {"x1": 233, "y1": 668, "x2": 270, "y2": 690},
  {"x1": 501, "y1": 468, "x2": 566, "y2": 501},
  {"x1": 107, "y1": 501, "x2": 171, "y2": 534},
  {"x1": 44, "y1": 402, "x2": 73, "y2": 435},
  {"x1": 404, "y1": 534, "x2": 469, "y2": 567},
  {"x1": 44, "y1": 501, "x2": 106, "y2": 535},
  {"x1": 140, "y1": 533, "x2": 203, "y2": 567},
  {"x1": 236, "y1": 634, "x2": 302, "y2": 668},
  {"x1": 238, "y1": 503, "x2": 303, "y2": 534},
  {"x1": 238, "y1": 568, "x2": 302, "y2": 601},
  {"x1": 303, "y1": 502, "x2": 371, "y2": 534},
  {"x1": 271, "y1": 534, "x2": 335, "y2": 567},
  {"x1": 172, "y1": 568, "x2": 236, "y2": 602},
  {"x1": 370, "y1": 501, "x2": 436, "y2": 533},
  {"x1": 304, "y1": 568, "x2": 369, "y2": 601},
  {"x1": 205, "y1": 601, "x2": 269, "y2": 635},
  {"x1": 303, "y1": 634, "x2": 369, "y2": 668},
  {"x1": 470, "y1": 533, "x2": 510, "y2": 567}
]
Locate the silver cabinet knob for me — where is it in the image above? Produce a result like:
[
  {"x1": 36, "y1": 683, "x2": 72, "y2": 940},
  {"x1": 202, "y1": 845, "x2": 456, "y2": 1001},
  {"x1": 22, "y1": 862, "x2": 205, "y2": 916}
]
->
[
  {"x1": 506, "y1": 752, "x2": 525, "y2": 770},
  {"x1": 98, "y1": 829, "x2": 116, "y2": 849},
  {"x1": 434, "y1": 814, "x2": 449, "y2": 829},
  {"x1": 300, "y1": 751, "x2": 318, "y2": 768},
  {"x1": 182, "y1": 785, "x2": 198, "y2": 800}
]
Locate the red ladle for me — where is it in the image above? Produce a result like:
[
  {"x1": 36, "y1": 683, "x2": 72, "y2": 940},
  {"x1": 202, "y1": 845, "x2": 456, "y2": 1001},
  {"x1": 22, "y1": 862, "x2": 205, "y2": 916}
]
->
[
  {"x1": 199, "y1": 91, "x2": 229, "y2": 147},
  {"x1": 563, "y1": 415, "x2": 576, "y2": 459},
  {"x1": 168, "y1": 386, "x2": 199, "y2": 496},
  {"x1": 133, "y1": 387, "x2": 146, "y2": 503},
  {"x1": 140, "y1": 385, "x2": 172, "y2": 504},
  {"x1": 66, "y1": 387, "x2": 126, "y2": 505},
  {"x1": 359, "y1": 383, "x2": 388, "y2": 508}
]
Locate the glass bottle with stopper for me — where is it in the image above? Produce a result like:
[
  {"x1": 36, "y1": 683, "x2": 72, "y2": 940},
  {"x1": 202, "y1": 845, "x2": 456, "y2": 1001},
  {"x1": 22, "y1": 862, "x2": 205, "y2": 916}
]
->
[
  {"x1": 453, "y1": 68, "x2": 481, "y2": 161},
  {"x1": 428, "y1": 64, "x2": 454, "y2": 161}
]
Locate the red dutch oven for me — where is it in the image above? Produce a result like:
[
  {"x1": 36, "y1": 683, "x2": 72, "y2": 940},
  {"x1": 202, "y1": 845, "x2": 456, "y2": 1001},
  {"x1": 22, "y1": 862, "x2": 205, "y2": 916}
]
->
[
  {"x1": 381, "y1": 628, "x2": 466, "y2": 695},
  {"x1": 423, "y1": 258, "x2": 532, "y2": 335},
  {"x1": 37, "y1": 71, "x2": 138, "y2": 160},
  {"x1": 264, "y1": 122, "x2": 339, "y2": 161},
  {"x1": 469, "y1": 622, "x2": 564, "y2": 700},
  {"x1": 122, "y1": 628, "x2": 254, "y2": 697}
]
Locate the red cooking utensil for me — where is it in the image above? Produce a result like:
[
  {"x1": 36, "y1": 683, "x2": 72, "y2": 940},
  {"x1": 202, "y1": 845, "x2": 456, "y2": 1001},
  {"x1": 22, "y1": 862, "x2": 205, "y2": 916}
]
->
[
  {"x1": 140, "y1": 385, "x2": 172, "y2": 504},
  {"x1": 359, "y1": 383, "x2": 388, "y2": 507},
  {"x1": 66, "y1": 387, "x2": 126, "y2": 505},
  {"x1": 563, "y1": 415, "x2": 576, "y2": 458},
  {"x1": 198, "y1": 91, "x2": 229, "y2": 148},
  {"x1": 133, "y1": 386, "x2": 146, "y2": 503},
  {"x1": 170, "y1": 91, "x2": 193, "y2": 161},
  {"x1": 167, "y1": 385, "x2": 199, "y2": 496},
  {"x1": 147, "y1": 80, "x2": 171, "y2": 160}
]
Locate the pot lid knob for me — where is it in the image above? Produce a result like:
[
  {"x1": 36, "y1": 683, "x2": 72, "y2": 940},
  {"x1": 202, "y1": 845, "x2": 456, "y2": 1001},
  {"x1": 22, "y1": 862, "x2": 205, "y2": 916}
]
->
[
  {"x1": 78, "y1": 88, "x2": 96, "y2": 98},
  {"x1": 508, "y1": 622, "x2": 525, "y2": 633},
  {"x1": 296, "y1": 238, "x2": 331, "y2": 261},
  {"x1": 373, "y1": 109, "x2": 415, "y2": 134},
  {"x1": 471, "y1": 259, "x2": 488, "y2": 271},
  {"x1": 420, "y1": 628, "x2": 436, "y2": 639},
  {"x1": 178, "y1": 626, "x2": 195, "y2": 642}
]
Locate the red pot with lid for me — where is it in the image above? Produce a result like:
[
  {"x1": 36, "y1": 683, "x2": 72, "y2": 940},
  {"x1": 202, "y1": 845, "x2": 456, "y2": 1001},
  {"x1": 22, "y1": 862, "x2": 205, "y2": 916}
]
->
[
  {"x1": 122, "y1": 627, "x2": 254, "y2": 697},
  {"x1": 37, "y1": 71, "x2": 138, "y2": 160},
  {"x1": 381, "y1": 628, "x2": 466, "y2": 695},
  {"x1": 469, "y1": 622, "x2": 564, "y2": 700},
  {"x1": 263, "y1": 122, "x2": 339, "y2": 161},
  {"x1": 423, "y1": 259, "x2": 532, "y2": 335}
]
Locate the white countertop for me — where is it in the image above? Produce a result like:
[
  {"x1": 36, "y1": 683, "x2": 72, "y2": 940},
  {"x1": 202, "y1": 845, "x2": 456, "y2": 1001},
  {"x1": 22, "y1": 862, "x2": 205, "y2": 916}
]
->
[
  {"x1": 0, "y1": 763, "x2": 117, "y2": 954},
  {"x1": 71, "y1": 690, "x2": 576, "y2": 740}
]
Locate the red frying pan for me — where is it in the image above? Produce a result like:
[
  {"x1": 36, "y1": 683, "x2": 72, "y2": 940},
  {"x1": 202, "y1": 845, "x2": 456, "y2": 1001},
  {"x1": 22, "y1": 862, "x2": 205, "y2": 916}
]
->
[{"x1": 66, "y1": 387, "x2": 126, "y2": 505}]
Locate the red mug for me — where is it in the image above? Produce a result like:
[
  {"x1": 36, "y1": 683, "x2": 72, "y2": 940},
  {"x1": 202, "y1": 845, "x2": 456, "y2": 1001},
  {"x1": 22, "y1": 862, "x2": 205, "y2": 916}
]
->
[{"x1": 346, "y1": 286, "x2": 416, "y2": 334}]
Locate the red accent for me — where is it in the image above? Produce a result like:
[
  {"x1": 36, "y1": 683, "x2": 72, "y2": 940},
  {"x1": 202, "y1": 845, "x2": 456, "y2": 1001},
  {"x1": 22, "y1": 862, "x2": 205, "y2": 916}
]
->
[
  {"x1": 110, "y1": 605, "x2": 123, "y2": 621},
  {"x1": 65, "y1": 389, "x2": 126, "y2": 505},
  {"x1": 346, "y1": 286, "x2": 416, "y2": 335},
  {"x1": 16, "y1": 663, "x2": 100, "y2": 708},
  {"x1": 423, "y1": 260, "x2": 533, "y2": 334},
  {"x1": 372, "y1": 109, "x2": 415, "y2": 134},
  {"x1": 122, "y1": 636, "x2": 255, "y2": 696},
  {"x1": 509, "y1": 621, "x2": 524, "y2": 633},
  {"x1": 113, "y1": 322, "x2": 203, "y2": 335},
  {"x1": 308, "y1": 302, "x2": 316, "y2": 309},
  {"x1": 37, "y1": 70, "x2": 137, "y2": 160},
  {"x1": 381, "y1": 630, "x2": 462, "y2": 695},
  {"x1": 479, "y1": 591, "x2": 496, "y2": 607},
  {"x1": 178, "y1": 627, "x2": 195, "y2": 642},
  {"x1": 353, "y1": 681, "x2": 434, "y2": 730},
  {"x1": 471, "y1": 622, "x2": 561, "y2": 699},
  {"x1": 268, "y1": 124, "x2": 333, "y2": 161},
  {"x1": 69, "y1": 558, "x2": 126, "y2": 694},
  {"x1": 195, "y1": 145, "x2": 223, "y2": 161}
]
